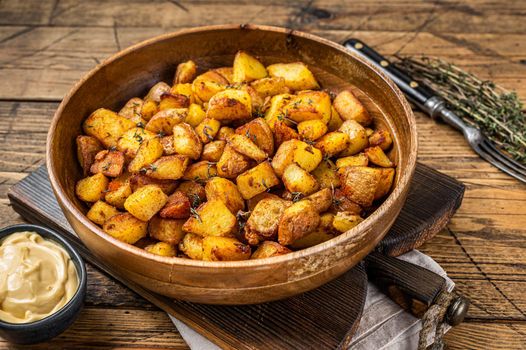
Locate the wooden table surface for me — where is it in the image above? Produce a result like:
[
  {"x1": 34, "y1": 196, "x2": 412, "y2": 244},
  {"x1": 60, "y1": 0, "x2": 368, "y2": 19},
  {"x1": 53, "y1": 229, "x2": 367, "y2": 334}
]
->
[{"x1": 0, "y1": 1, "x2": 525, "y2": 348}]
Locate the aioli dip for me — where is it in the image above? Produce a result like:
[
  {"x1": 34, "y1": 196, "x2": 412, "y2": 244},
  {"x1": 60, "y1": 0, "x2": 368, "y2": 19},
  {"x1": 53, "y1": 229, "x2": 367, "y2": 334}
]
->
[{"x1": 0, "y1": 232, "x2": 79, "y2": 324}]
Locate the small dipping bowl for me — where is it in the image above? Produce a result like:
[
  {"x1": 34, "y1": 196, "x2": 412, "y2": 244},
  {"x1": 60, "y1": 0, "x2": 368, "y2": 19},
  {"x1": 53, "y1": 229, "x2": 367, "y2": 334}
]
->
[{"x1": 0, "y1": 224, "x2": 87, "y2": 344}]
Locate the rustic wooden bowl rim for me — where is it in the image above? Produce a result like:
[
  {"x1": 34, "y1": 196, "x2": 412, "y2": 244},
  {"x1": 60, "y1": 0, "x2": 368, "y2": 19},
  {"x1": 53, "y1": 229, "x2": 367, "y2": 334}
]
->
[{"x1": 46, "y1": 24, "x2": 417, "y2": 269}]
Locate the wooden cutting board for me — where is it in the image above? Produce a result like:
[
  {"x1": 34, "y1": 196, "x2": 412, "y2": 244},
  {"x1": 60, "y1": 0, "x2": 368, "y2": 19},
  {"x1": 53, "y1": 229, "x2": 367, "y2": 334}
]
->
[{"x1": 7, "y1": 162, "x2": 464, "y2": 349}]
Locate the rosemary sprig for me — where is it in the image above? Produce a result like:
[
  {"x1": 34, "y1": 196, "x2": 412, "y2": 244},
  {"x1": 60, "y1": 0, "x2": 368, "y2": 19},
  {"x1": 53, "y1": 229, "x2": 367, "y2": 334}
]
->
[{"x1": 394, "y1": 55, "x2": 526, "y2": 164}]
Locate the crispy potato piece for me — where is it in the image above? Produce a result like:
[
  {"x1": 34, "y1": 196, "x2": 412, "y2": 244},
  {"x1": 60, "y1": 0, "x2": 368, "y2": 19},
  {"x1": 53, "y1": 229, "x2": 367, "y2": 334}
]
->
[
  {"x1": 170, "y1": 83, "x2": 194, "y2": 103},
  {"x1": 144, "y1": 242, "x2": 176, "y2": 257},
  {"x1": 206, "y1": 89, "x2": 252, "y2": 121},
  {"x1": 283, "y1": 91, "x2": 331, "y2": 123},
  {"x1": 303, "y1": 188, "x2": 332, "y2": 212},
  {"x1": 236, "y1": 161, "x2": 280, "y2": 199},
  {"x1": 160, "y1": 135, "x2": 177, "y2": 155},
  {"x1": 145, "y1": 82, "x2": 171, "y2": 102},
  {"x1": 76, "y1": 173, "x2": 109, "y2": 202},
  {"x1": 149, "y1": 216, "x2": 186, "y2": 245},
  {"x1": 267, "y1": 62, "x2": 319, "y2": 91},
  {"x1": 235, "y1": 118, "x2": 274, "y2": 156},
  {"x1": 333, "y1": 90, "x2": 372, "y2": 126},
  {"x1": 146, "y1": 155, "x2": 189, "y2": 180},
  {"x1": 217, "y1": 126, "x2": 235, "y2": 141},
  {"x1": 174, "y1": 60, "x2": 197, "y2": 84},
  {"x1": 185, "y1": 103, "x2": 207, "y2": 127},
  {"x1": 271, "y1": 139, "x2": 296, "y2": 177},
  {"x1": 127, "y1": 137, "x2": 164, "y2": 173},
  {"x1": 291, "y1": 213, "x2": 335, "y2": 249},
  {"x1": 83, "y1": 108, "x2": 136, "y2": 148},
  {"x1": 251, "y1": 241, "x2": 291, "y2": 259},
  {"x1": 251, "y1": 77, "x2": 290, "y2": 98},
  {"x1": 273, "y1": 120, "x2": 299, "y2": 147},
  {"x1": 195, "y1": 117, "x2": 221, "y2": 144},
  {"x1": 315, "y1": 131, "x2": 350, "y2": 157},
  {"x1": 282, "y1": 163, "x2": 319, "y2": 195},
  {"x1": 278, "y1": 200, "x2": 320, "y2": 245},
  {"x1": 202, "y1": 236, "x2": 251, "y2": 261},
  {"x1": 119, "y1": 97, "x2": 146, "y2": 124},
  {"x1": 145, "y1": 108, "x2": 186, "y2": 135},
  {"x1": 129, "y1": 174, "x2": 177, "y2": 195},
  {"x1": 364, "y1": 146, "x2": 395, "y2": 167},
  {"x1": 232, "y1": 50, "x2": 267, "y2": 83},
  {"x1": 105, "y1": 173, "x2": 132, "y2": 209},
  {"x1": 332, "y1": 212, "x2": 363, "y2": 233},
  {"x1": 205, "y1": 177, "x2": 245, "y2": 214},
  {"x1": 213, "y1": 67, "x2": 234, "y2": 84},
  {"x1": 312, "y1": 160, "x2": 339, "y2": 189},
  {"x1": 103, "y1": 213, "x2": 148, "y2": 244},
  {"x1": 298, "y1": 119, "x2": 328, "y2": 141},
  {"x1": 336, "y1": 153, "x2": 369, "y2": 168},
  {"x1": 338, "y1": 120, "x2": 369, "y2": 156},
  {"x1": 339, "y1": 166, "x2": 380, "y2": 207},
  {"x1": 264, "y1": 94, "x2": 292, "y2": 130},
  {"x1": 202, "y1": 140, "x2": 226, "y2": 162},
  {"x1": 179, "y1": 233, "x2": 204, "y2": 260},
  {"x1": 90, "y1": 150, "x2": 125, "y2": 177},
  {"x1": 228, "y1": 134, "x2": 268, "y2": 162},
  {"x1": 217, "y1": 144, "x2": 251, "y2": 179},
  {"x1": 245, "y1": 197, "x2": 289, "y2": 245},
  {"x1": 271, "y1": 139, "x2": 321, "y2": 176},
  {"x1": 141, "y1": 100, "x2": 158, "y2": 121},
  {"x1": 192, "y1": 71, "x2": 228, "y2": 102},
  {"x1": 176, "y1": 181, "x2": 206, "y2": 203},
  {"x1": 172, "y1": 122, "x2": 203, "y2": 160},
  {"x1": 117, "y1": 127, "x2": 157, "y2": 158},
  {"x1": 369, "y1": 130, "x2": 393, "y2": 150},
  {"x1": 331, "y1": 188, "x2": 362, "y2": 214},
  {"x1": 182, "y1": 161, "x2": 217, "y2": 182},
  {"x1": 76, "y1": 135, "x2": 102, "y2": 175},
  {"x1": 182, "y1": 200, "x2": 236, "y2": 237},
  {"x1": 159, "y1": 191, "x2": 191, "y2": 219},
  {"x1": 327, "y1": 105, "x2": 343, "y2": 131},
  {"x1": 124, "y1": 184, "x2": 168, "y2": 221},
  {"x1": 86, "y1": 200, "x2": 120, "y2": 225},
  {"x1": 159, "y1": 93, "x2": 190, "y2": 110},
  {"x1": 374, "y1": 167, "x2": 395, "y2": 200},
  {"x1": 246, "y1": 192, "x2": 282, "y2": 211}
]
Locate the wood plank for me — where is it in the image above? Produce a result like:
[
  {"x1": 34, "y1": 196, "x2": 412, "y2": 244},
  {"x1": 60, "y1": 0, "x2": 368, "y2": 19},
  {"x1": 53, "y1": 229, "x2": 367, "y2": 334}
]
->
[{"x1": 445, "y1": 322, "x2": 526, "y2": 350}]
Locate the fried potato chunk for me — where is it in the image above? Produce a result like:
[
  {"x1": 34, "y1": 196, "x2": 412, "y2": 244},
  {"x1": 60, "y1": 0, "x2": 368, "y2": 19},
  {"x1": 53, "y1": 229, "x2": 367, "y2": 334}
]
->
[
  {"x1": 149, "y1": 216, "x2": 186, "y2": 245},
  {"x1": 182, "y1": 200, "x2": 237, "y2": 237},
  {"x1": 76, "y1": 173, "x2": 109, "y2": 202},
  {"x1": 236, "y1": 161, "x2": 280, "y2": 199},
  {"x1": 103, "y1": 213, "x2": 148, "y2": 244},
  {"x1": 339, "y1": 166, "x2": 380, "y2": 207},
  {"x1": 267, "y1": 62, "x2": 319, "y2": 91},
  {"x1": 333, "y1": 90, "x2": 372, "y2": 126},
  {"x1": 232, "y1": 50, "x2": 267, "y2": 83},
  {"x1": 86, "y1": 200, "x2": 120, "y2": 225},
  {"x1": 159, "y1": 191, "x2": 191, "y2": 219},
  {"x1": 124, "y1": 184, "x2": 168, "y2": 221},
  {"x1": 144, "y1": 242, "x2": 177, "y2": 257},
  {"x1": 174, "y1": 60, "x2": 197, "y2": 84},
  {"x1": 90, "y1": 150, "x2": 125, "y2": 177},
  {"x1": 205, "y1": 177, "x2": 245, "y2": 214},
  {"x1": 83, "y1": 108, "x2": 136, "y2": 148},
  {"x1": 251, "y1": 241, "x2": 291, "y2": 259},
  {"x1": 76, "y1": 135, "x2": 103, "y2": 175},
  {"x1": 278, "y1": 200, "x2": 320, "y2": 246},
  {"x1": 172, "y1": 122, "x2": 202, "y2": 160},
  {"x1": 179, "y1": 233, "x2": 204, "y2": 260},
  {"x1": 282, "y1": 163, "x2": 319, "y2": 196},
  {"x1": 245, "y1": 197, "x2": 290, "y2": 245},
  {"x1": 206, "y1": 89, "x2": 252, "y2": 121},
  {"x1": 202, "y1": 236, "x2": 251, "y2": 261}
]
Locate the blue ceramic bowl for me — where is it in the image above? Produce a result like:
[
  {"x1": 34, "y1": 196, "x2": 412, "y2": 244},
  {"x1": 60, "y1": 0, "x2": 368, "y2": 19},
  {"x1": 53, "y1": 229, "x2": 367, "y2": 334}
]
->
[{"x1": 0, "y1": 224, "x2": 87, "y2": 344}]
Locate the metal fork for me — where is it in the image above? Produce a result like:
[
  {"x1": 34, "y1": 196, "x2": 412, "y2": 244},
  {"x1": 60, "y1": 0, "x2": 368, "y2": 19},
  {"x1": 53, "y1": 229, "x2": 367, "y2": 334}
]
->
[{"x1": 344, "y1": 38, "x2": 526, "y2": 184}]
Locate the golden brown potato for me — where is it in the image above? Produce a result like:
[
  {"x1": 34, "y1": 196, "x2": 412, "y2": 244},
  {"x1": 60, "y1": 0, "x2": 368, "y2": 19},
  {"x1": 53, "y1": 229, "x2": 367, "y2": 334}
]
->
[
  {"x1": 374, "y1": 167, "x2": 395, "y2": 200},
  {"x1": 145, "y1": 108, "x2": 186, "y2": 135},
  {"x1": 213, "y1": 67, "x2": 234, "y2": 84},
  {"x1": 338, "y1": 120, "x2": 369, "y2": 156},
  {"x1": 117, "y1": 127, "x2": 157, "y2": 158},
  {"x1": 303, "y1": 188, "x2": 332, "y2": 212},
  {"x1": 202, "y1": 140, "x2": 226, "y2": 162},
  {"x1": 76, "y1": 135, "x2": 103, "y2": 175},
  {"x1": 336, "y1": 153, "x2": 369, "y2": 169},
  {"x1": 273, "y1": 120, "x2": 300, "y2": 147},
  {"x1": 332, "y1": 212, "x2": 363, "y2": 233},
  {"x1": 103, "y1": 213, "x2": 148, "y2": 244},
  {"x1": 144, "y1": 242, "x2": 176, "y2": 257},
  {"x1": 333, "y1": 90, "x2": 372, "y2": 126},
  {"x1": 245, "y1": 197, "x2": 290, "y2": 245},
  {"x1": 174, "y1": 60, "x2": 197, "y2": 84},
  {"x1": 251, "y1": 241, "x2": 291, "y2": 259},
  {"x1": 149, "y1": 216, "x2": 186, "y2": 245},
  {"x1": 145, "y1": 155, "x2": 189, "y2": 180},
  {"x1": 124, "y1": 184, "x2": 168, "y2": 221},
  {"x1": 159, "y1": 191, "x2": 191, "y2": 219},
  {"x1": 179, "y1": 233, "x2": 204, "y2": 260},
  {"x1": 267, "y1": 62, "x2": 319, "y2": 91},
  {"x1": 331, "y1": 188, "x2": 362, "y2": 214},
  {"x1": 86, "y1": 200, "x2": 120, "y2": 225},
  {"x1": 172, "y1": 122, "x2": 203, "y2": 160},
  {"x1": 195, "y1": 117, "x2": 221, "y2": 144},
  {"x1": 271, "y1": 139, "x2": 321, "y2": 176},
  {"x1": 141, "y1": 100, "x2": 158, "y2": 121},
  {"x1": 76, "y1": 173, "x2": 109, "y2": 202},
  {"x1": 282, "y1": 163, "x2": 319, "y2": 195},
  {"x1": 119, "y1": 97, "x2": 146, "y2": 125},
  {"x1": 105, "y1": 174, "x2": 132, "y2": 209},
  {"x1": 227, "y1": 134, "x2": 268, "y2": 162},
  {"x1": 271, "y1": 139, "x2": 297, "y2": 176},
  {"x1": 278, "y1": 200, "x2": 320, "y2": 245},
  {"x1": 192, "y1": 71, "x2": 229, "y2": 102},
  {"x1": 364, "y1": 146, "x2": 395, "y2": 167},
  {"x1": 144, "y1": 82, "x2": 171, "y2": 103},
  {"x1": 182, "y1": 200, "x2": 237, "y2": 237},
  {"x1": 264, "y1": 93, "x2": 292, "y2": 130},
  {"x1": 235, "y1": 118, "x2": 274, "y2": 156},
  {"x1": 176, "y1": 181, "x2": 206, "y2": 204},
  {"x1": 202, "y1": 236, "x2": 251, "y2": 261},
  {"x1": 206, "y1": 89, "x2": 252, "y2": 121},
  {"x1": 250, "y1": 77, "x2": 290, "y2": 98},
  {"x1": 185, "y1": 103, "x2": 207, "y2": 127},
  {"x1": 170, "y1": 83, "x2": 194, "y2": 104},
  {"x1": 127, "y1": 137, "x2": 164, "y2": 173},
  {"x1": 83, "y1": 108, "x2": 136, "y2": 148},
  {"x1": 297, "y1": 119, "x2": 328, "y2": 141},
  {"x1": 232, "y1": 50, "x2": 267, "y2": 83},
  {"x1": 315, "y1": 131, "x2": 350, "y2": 157},
  {"x1": 129, "y1": 174, "x2": 177, "y2": 195},
  {"x1": 182, "y1": 161, "x2": 218, "y2": 182},
  {"x1": 246, "y1": 192, "x2": 282, "y2": 211},
  {"x1": 90, "y1": 150, "x2": 125, "y2": 177},
  {"x1": 369, "y1": 129, "x2": 393, "y2": 150},
  {"x1": 217, "y1": 144, "x2": 251, "y2": 179},
  {"x1": 236, "y1": 161, "x2": 280, "y2": 199},
  {"x1": 290, "y1": 212, "x2": 335, "y2": 249},
  {"x1": 311, "y1": 159, "x2": 340, "y2": 189},
  {"x1": 159, "y1": 93, "x2": 190, "y2": 110},
  {"x1": 339, "y1": 166, "x2": 380, "y2": 207},
  {"x1": 217, "y1": 126, "x2": 236, "y2": 141},
  {"x1": 327, "y1": 105, "x2": 344, "y2": 131},
  {"x1": 283, "y1": 91, "x2": 331, "y2": 124},
  {"x1": 160, "y1": 135, "x2": 177, "y2": 155},
  {"x1": 205, "y1": 177, "x2": 245, "y2": 214}
]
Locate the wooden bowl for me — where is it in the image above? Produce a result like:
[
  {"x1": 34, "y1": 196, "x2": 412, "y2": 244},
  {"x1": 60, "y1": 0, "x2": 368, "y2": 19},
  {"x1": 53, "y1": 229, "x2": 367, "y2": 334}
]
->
[{"x1": 47, "y1": 24, "x2": 417, "y2": 304}]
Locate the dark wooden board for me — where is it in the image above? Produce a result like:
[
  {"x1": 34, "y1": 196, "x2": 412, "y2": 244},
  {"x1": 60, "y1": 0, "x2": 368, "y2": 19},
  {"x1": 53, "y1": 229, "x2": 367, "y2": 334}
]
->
[{"x1": 7, "y1": 161, "x2": 464, "y2": 349}]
